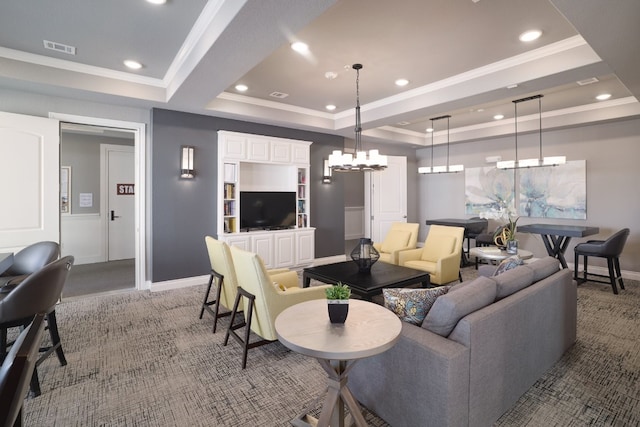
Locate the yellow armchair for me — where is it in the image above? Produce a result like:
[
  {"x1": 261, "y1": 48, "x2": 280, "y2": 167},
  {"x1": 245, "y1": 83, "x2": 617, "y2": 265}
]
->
[
  {"x1": 202, "y1": 236, "x2": 300, "y2": 332},
  {"x1": 226, "y1": 245, "x2": 331, "y2": 368},
  {"x1": 399, "y1": 225, "x2": 465, "y2": 285},
  {"x1": 373, "y1": 222, "x2": 420, "y2": 265}
]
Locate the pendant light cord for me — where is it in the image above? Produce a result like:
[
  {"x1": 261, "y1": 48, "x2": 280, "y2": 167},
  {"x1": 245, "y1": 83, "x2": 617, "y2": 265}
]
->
[{"x1": 354, "y1": 64, "x2": 362, "y2": 153}]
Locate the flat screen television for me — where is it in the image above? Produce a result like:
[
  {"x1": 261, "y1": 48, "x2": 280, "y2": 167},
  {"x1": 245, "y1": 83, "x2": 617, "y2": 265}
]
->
[{"x1": 240, "y1": 191, "x2": 296, "y2": 230}]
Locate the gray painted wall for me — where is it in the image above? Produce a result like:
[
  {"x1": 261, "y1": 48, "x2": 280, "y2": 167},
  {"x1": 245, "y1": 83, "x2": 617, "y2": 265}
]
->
[
  {"x1": 417, "y1": 117, "x2": 640, "y2": 272},
  {"x1": 151, "y1": 108, "x2": 346, "y2": 282},
  {"x1": 61, "y1": 133, "x2": 134, "y2": 214}
]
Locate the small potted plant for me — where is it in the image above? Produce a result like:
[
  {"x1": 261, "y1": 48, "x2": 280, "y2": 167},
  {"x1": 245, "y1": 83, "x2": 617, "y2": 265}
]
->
[{"x1": 325, "y1": 282, "x2": 351, "y2": 324}]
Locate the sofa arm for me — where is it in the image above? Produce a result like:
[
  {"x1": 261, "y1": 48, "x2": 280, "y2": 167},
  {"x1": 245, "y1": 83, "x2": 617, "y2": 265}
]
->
[
  {"x1": 398, "y1": 248, "x2": 423, "y2": 265},
  {"x1": 349, "y1": 322, "x2": 470, "y2": 427}
]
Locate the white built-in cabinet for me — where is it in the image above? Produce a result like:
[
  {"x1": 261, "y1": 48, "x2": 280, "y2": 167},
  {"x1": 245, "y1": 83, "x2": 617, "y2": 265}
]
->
[{"x1": 217, "y1": 131, "x2": 314, "y2": 269}]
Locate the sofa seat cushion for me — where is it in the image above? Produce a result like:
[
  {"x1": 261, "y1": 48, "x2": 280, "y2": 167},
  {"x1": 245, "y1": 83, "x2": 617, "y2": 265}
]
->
[
  {"x1": 421, "y1": 235, "x2": 455, "y2": 261},
  {"x1": 381, "y1": 230, "x2": 412, "y2": 253},
  {"x1": 422, "y1": 276, "x2": 497, "y2": 337},
  {"x1": 403, "y1": 259, "x2": 436, "y2": 273},
  {"x1": 383, "y1": 286, "x2": 450, "y2": 325}
]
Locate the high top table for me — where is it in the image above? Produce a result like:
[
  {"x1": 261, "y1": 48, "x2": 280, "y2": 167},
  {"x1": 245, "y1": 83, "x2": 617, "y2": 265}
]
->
[
  {"x1": 517, "y1": 224, "x2": 599, "y2": 269},
  {"x1": 275, "y1": 299, "x2": 401, "y2": 427},
  {"x1": 0, "y1": 252, "x2": 14, "y2": 275}
]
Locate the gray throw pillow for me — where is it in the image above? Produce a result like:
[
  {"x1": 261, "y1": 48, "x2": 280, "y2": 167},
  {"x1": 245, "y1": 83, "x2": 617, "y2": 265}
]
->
[
  {"x1": 492, "y1": 266, "x2": 535, "y2": 300},
  {"x1": 422, "y1": 277, "x2": 497, "y2": 337},
  {"x1": 524, "y1": 256, "x2": 560, "y2": 282}
]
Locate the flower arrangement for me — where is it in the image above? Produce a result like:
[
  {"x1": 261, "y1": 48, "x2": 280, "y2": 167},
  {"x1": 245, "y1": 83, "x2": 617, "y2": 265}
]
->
[{"x1": 479, "y1": 206, "x2": 519, "y2": 248}]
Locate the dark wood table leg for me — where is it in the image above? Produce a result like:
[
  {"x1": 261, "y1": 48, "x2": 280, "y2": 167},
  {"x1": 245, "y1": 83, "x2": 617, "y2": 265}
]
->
[
  {"x1": 540, "y1": 234, "x2": 571, "y2": 269},
  {"x1": 303, "y1": 272, "x2": 311, "y2": 288}
]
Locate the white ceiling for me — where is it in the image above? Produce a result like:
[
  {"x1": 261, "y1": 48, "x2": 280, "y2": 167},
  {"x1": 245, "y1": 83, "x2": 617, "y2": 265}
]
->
[{"x1": 1, "y1": 0, "x2": 639, "y2": 147}]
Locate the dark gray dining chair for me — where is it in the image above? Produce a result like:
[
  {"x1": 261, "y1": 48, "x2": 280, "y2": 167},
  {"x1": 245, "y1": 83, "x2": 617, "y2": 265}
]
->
[
  {"x1": 0, "y1": 241, "x2": 60, "y2": 290},
  {"x1": 0, "y1": 256, "x2": 74, "y2": 396},
  {"x1": 0, "y1": 313, "x2": 46, "y2": 426},
  {"x1": 574, "y1": 228, "x2": 629, "y2": 294}
]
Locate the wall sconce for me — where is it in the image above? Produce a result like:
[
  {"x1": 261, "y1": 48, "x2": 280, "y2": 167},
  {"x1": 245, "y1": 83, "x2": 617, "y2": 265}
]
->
[
  {"x1": 180, "y1": 145, "x2": 195, "y2": 179},
  {"x1": 322, "y1": 159, "x2": 332, "y2": 184}
]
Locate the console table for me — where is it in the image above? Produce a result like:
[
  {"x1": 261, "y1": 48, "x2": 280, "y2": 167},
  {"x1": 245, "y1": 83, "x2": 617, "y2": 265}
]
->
[
  {"x1": 275, "y1": 299, "x2": 401, "y2": 427},
  {"x1": 517, "y1": 223, "x2": 599, "y2": 269}
]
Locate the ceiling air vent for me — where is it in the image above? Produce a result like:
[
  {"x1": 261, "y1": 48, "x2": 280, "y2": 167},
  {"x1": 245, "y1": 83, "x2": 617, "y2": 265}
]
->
[
  {"x1": 269, "y1": 91, "x2": 289, "y2": 99},
  {"x1": 43, "y1": 40, "x2": 76, "y2": 55},
  {"x1": 576, "y1": 77, "x2": 599, "y2": 86}
]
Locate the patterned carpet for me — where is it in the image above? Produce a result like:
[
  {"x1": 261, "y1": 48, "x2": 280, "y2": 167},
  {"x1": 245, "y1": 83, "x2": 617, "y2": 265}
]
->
[{"x1": 22, "y1": 268, "x2": 639, "y2": 426}]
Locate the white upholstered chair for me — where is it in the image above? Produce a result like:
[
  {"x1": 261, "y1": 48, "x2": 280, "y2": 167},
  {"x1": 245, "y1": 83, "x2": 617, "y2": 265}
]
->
[
  {"x1": 399, "y1": 225, "x2": 465, "y2": 285},
  {"x1": 225, "y1": 245, "x2": 331, "y2": 368},
  {"x1": 372, "y1": 222, "x2": 420, "y2": 265}
]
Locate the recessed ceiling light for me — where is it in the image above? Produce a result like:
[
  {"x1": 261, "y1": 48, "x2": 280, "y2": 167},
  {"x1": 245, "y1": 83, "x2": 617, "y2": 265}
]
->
[
  {"x1": 291, "y1": 42, "x2": 309, "y2": 53},
  {"x1": 426, "y1": 127, "x2": 434, "y2": 133},
  {"x1": 325, "y1": 71, "x2": 338, "y2": 80},
  {"x1": 596, "y1": 93, "x2": 612, "y2": 101},
  {"x1": 325, "y1": 104, "x2": 336, "y2": 111},
  {"x1": 397, "y1": 121, "x2": 410, "y2": 126},
  {"x1": 494, "y1": 114, "x2": 505, "y2": 120},
  {"x1": 123, "y1": 60, "x2": 142, "y2": 70},
  {"x1": 146, "y1": 0, "x2": 167, "y2": 4},
  {"x1": 395, "y1": 78, "x2": 409, "y2": 87},
  {"x1": 507, "y1": 84, "x2": 518, "y2": 89},
  {"x1": 235, "y1": 84, "x2": 248, "y2": 92},
  {"x1": 519, "y1": 30, "x2": 542, "y2": 42}
]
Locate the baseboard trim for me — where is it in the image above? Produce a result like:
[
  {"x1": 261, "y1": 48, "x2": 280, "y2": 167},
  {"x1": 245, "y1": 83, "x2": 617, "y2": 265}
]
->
[{"x1": 150, "y1": 274, "x2": 209, "y2": 292}]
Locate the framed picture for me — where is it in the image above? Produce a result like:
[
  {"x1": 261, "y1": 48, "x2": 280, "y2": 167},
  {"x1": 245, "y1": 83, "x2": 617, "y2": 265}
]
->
[{"x1": 61, "y1": 166, "x2": 71, "y2": 214}]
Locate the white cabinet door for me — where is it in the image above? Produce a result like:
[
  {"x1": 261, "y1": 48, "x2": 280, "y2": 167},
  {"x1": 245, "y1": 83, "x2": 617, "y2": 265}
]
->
[
  {"x1": 274, "y1": 232, "x2": 295, "y2": 268},
  {"x1": 251, "y1": 234, "x2": 273, "y2": 268},
  {"x1": 247, "y1": 138, "x2": 269, "y2": 161},
  {"x1": 223, "y1": 234, "x2": 250, "y2": 251},
  {"x1": 222, "y1": 134, "x2": 246, "y2": 160},
  {"x1": 292, "y1": 143, "x2": 310, "y2": 164},
  {"x1": 296, "y1": 230, "x2": 315, "y2": 266},
  {"x1": 271, "y1": 141, "x2": 291, "y2": 163}
]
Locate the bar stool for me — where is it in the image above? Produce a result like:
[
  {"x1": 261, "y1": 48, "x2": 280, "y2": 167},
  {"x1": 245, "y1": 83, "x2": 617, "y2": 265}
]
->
[{"x1": 574, "y1": 228, "x2": 629, "y2": 294}]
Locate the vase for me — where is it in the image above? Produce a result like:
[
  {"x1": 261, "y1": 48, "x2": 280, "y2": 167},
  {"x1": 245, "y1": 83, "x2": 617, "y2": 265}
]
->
[
  {"x1": 327, "y1": 300, "x2": 349, "y2": 324},
  {"x1": 506, "y1": 239, "x2": 518, "y2": 254}
]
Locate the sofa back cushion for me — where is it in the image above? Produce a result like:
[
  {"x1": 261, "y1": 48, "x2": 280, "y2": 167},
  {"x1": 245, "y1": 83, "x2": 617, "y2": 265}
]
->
[
  {"x1": 523, "y1": 256, "x2": 561, "y2": 282},
  {"x1": 491, "y1": 265, "x2": 535, "y2": 300},
  {"x1": 381, "y1": 230, "x2": 411, "y2": 253},
  {"x1": 422, "y1": 276, "x2": 497, "y2": 337},
  {"x1": 421, "y1": 235, "x2": 455, "y2": 261}
]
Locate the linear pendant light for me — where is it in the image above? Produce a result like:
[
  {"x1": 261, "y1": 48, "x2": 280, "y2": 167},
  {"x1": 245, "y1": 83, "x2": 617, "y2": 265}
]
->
[
  {"x1": 328, "y1": 64, "x2": 387, "y2": 172},
  {"x1": 418, "y1": 115, "x2": 463, "y2": 174},
  {"x1": 496, "y1": 94, "x2": 566, "y2": 169}
]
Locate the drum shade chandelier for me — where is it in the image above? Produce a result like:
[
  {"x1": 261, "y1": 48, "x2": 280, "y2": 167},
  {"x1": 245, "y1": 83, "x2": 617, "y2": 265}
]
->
[
  {"x1": 418, "y1": 115, "x2": 464, "y2": 174},
  {"x1": 329, "y1": 64, "x2": 388, "y2": 172},
  {"x1": 496, "y1": 94, "x2": 566, "y2": 169}
]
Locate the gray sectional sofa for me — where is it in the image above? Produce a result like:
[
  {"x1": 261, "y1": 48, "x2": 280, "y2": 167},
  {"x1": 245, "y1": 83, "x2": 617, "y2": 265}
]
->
[{"x1": 349, "y1": 257, "x2": 577, "y2": 427}]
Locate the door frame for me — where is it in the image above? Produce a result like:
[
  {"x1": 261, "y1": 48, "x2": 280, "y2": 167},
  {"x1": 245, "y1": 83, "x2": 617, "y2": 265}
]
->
[{"x1": 50, "y1": 113, "x2": 147, "y2": 290}]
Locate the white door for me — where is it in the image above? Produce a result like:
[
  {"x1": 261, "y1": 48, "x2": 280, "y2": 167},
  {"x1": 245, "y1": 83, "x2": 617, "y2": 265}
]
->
[
  {"x1": 0, "y1": 112, "x2": 59, "y2": 251},
  {"x1": 365, "y1": 155, "x2": 407, "y2": 243},
  {"x1": 103, "y1": 144, "x2": 135, "y2": 261}
]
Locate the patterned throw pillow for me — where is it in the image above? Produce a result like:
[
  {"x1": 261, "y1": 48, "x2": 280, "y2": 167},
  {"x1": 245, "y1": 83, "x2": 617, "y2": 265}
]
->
[
  {"x1": 383, "y1": 286, "x2": 450, "y2": 325},
  {"x1": 493, "y1": 255, "x2": 524, "y2": 276}
]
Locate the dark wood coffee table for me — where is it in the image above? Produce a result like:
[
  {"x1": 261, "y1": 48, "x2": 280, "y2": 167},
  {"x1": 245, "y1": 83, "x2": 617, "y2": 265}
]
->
[{"x1": 302, "y1": 261, "x2": 431, "y2": 301}]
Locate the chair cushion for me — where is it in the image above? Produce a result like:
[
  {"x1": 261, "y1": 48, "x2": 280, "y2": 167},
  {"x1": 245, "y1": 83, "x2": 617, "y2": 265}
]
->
[
  {"x1": 381, "y1": 230, "x2": 412, "y2": 253},
  {"x1": 421, "y1": 235, "x2": 456, "y2": 261},
  {"x1": 493, "y1": 255, "x2": 524, "y2": 276},
  {"x1": 383, "y1": 286, "x2": 450, "y2": 325},
  {"x1": 422, "y1": 276, "x2": 497, "y2": 336}
]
